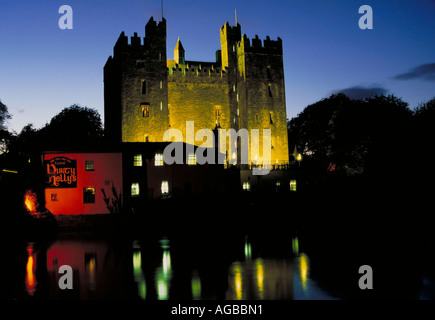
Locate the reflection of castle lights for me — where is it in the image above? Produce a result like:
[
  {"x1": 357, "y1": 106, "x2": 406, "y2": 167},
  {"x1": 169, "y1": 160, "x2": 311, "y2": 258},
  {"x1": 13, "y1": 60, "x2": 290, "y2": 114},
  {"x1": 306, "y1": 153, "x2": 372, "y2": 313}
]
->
[
  {"x1": 133, "y1": 247, "x2": 146, "y2": 300},
  {"x1": 233, "y1": 263, "x2": 243, "y2": 300},
  {"x1": 299, "y1": 253, "x2": 309, "y2": 291},
  {"x1": 256, "y1": 259, "x2": 264, "y2": 299},
  {"x1": 244, "y1": 240, "x2": 252, "y2": 260},
  {"x1": 191, "y1": 271, "x2": 201, "y2": 300},
  {"x1": 25, "y1": 243, "x2": 37, "y2": 295},
  {"x1": 163, "y1": 250, "x2": 171, "y2": 275},
  {"x1": 156, "y1": 243, "x2": 172, "y2": 300}
]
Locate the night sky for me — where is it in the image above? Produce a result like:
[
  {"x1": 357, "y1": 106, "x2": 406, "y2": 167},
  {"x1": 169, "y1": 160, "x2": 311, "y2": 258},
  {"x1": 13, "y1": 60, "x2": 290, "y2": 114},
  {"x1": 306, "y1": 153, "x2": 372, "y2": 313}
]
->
[{"x1": 1, "y1": 0, "x2": 434, "y2": 133}]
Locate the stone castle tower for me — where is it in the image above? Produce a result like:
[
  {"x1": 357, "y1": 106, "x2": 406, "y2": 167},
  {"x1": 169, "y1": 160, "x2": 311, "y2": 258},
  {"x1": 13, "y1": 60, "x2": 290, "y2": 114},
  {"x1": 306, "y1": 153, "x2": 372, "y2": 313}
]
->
[{"x1": 104, "y1": 17, "x2": 289, "y2": 165}]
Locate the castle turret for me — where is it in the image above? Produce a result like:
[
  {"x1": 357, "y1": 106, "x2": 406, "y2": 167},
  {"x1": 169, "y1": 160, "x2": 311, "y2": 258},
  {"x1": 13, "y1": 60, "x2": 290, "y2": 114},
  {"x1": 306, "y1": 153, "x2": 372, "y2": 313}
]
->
[
  {"x1": 174, "y1": 37, "x2": 185, "y2": 65},
  {"x1": 104, "y1": 17, "x2": 168, "y2": 143}
]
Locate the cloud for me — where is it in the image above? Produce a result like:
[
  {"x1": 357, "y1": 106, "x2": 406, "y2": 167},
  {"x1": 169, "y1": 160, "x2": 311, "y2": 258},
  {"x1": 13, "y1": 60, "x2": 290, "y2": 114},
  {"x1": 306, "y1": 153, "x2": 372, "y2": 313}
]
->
[
  {"x1": 393, "y1": 63, "x2": 435, "y2": 81},
  {"x1": 332, "y1": 85, "x2": 389, "y2": 100}
]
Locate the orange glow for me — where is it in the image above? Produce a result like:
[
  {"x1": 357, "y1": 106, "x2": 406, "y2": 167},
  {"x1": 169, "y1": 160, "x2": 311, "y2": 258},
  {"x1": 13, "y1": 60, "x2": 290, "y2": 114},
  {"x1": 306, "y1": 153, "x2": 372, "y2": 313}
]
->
[
  {"x1": 25, "y1": 244, "x2": 37, "y2": 295},
  {"x1": 24, "y1": 190, "x2": 38, "y2": 214}
]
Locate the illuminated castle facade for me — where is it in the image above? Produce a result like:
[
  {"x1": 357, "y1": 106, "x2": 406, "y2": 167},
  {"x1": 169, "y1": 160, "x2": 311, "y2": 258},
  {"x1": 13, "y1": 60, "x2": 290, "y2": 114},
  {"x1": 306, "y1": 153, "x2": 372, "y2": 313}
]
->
[{"x1": 104, "y1": 17, "x2": 289, "y2": 165}]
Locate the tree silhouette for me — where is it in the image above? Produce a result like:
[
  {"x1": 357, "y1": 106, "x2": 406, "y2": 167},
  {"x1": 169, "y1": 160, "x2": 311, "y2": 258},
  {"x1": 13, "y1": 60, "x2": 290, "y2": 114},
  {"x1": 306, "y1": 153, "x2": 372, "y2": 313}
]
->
[
  {"x1": 39, "y1": 104, "x2": 104, "y2": 150},
  {"x1": 288, "y1": 94, "x2": 413, "y2": 177}
]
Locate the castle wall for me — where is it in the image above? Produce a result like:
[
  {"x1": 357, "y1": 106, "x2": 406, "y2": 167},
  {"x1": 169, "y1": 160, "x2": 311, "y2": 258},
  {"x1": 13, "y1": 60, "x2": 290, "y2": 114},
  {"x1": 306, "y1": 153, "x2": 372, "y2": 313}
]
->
[{"x1": 167, "y1": 65, "x2": 230, "y2": 143}]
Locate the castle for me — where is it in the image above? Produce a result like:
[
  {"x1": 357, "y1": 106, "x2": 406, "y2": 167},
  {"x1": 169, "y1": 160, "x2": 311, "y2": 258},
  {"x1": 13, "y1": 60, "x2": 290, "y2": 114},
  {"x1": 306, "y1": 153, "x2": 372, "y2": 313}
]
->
[{"x1": 104, "y1": 17, "x2": 289, "y2": 166}]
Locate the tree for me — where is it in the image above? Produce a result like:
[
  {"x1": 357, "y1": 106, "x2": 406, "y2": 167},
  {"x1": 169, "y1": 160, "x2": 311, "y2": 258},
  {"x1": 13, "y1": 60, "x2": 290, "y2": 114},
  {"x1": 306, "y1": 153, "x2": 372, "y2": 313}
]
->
[
  {"x1": 39, "y1": 104, "x2": 104, "y2": 149},
  {"x1": 0, "y1": 99, "x2": 11, "y2": 131},
  {"x1": 0, "y1": 100, "x2": 12, "y2": 155},
  {"x1": 288, "y1": 94, "x2": 413, "y2": 176}
]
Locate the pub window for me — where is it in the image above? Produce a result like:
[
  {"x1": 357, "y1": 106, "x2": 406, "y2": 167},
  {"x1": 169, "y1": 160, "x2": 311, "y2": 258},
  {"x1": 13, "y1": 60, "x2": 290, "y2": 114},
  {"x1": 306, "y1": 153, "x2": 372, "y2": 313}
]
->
[
  {"x1": 161, "y1": 181, "x2": 169, "y2": 195},
  {"x1": 188, "y1": 153, "x2": 197, "y2": 165},
  {"x1": 83, "y1": 187, "x2": 96, "y2": 204},
  {"x1": 133, "y1": 154, "x2": 142, "y2": 167},
  {"x1": 242, "y1": 182, "x2": 250, "y2": 191},
  {"x1": 141, "y1": 104, "x2": 150, "y2": 117},
  {"x1": 131, "y1": 183, "x2": 140, "y2": 197},
  {"x1": 85, "y1": 160, "x2": 94, "y2": 171},
  {"x1": 141, "y1": 80, "x2": 146, "y2": 94},
  {"x1": 155, "y1": 153, "x2": 164, "y2": 166}
]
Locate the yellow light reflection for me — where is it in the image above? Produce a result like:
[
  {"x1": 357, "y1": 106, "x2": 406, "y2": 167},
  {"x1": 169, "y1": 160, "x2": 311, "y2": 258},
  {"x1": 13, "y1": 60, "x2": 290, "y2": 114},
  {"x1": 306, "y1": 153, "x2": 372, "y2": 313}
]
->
[
  {"x1": 299, "y1": 253, "x2": 309, "y2": 291},
  {"x1": 25, "y1": 243, "x2": 37, "y2": 296},
  {"x1": 256, "y1": 259, "x2": 264, "y2": 299},
  {"x1": 233, "y1": 263, "x2": 243, "y2": 300},
  {"x1": 88, "y1": 257, "x2": 96, "y2": 291}
]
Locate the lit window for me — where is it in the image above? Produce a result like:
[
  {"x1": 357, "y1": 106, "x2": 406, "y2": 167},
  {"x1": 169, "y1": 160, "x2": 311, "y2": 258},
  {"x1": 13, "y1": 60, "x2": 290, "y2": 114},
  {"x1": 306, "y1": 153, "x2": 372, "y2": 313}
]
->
[
  {"x1": 276, "y1": 181, "x2": 281, "y2": 187},
  {"x1": 243, "y1": 182, "x2": 250, "y2": 191},
  {"x1": 131, "y1": 183, "x2": 140, "y2": 197},
  {"x1": 141, "y1": 104, "x2": 150, "y2": 117},
  {"x1": 83, "y1": 187, "x2": 96, "y2": 204},
  {"x1": 214, "y1": 106, "x2": 221, "y2": 127},
  {"x1": 51, "y1": 194, "x2": 57, "y2": 201},
  {"x1": 188, "y1": 153, "x2": 197, "y2": 165},
  {"x1": 85, "y1": 161, "x2": 94, "y2": 171},
  {"x1": 155, "y1": 153, "x2": 164, "y2": 166},
  {"x1": 133, "y1": 154, "x2": 142, "y2": 167},
  {"x1": 161, "y1": 181, "x2": 169, "y2": 195},
  {"x1": 290, "y1": 180, "x2": 297, "y2": 192}
]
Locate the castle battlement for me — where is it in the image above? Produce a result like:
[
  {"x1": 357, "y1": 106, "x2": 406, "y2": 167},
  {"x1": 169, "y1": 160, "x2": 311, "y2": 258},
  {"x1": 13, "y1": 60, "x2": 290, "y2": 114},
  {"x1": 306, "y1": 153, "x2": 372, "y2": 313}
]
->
[
  {"x1": 113, "y1": 17, "x2": 166, "y2": 57},
  {"x1": 168, "y1": 63, "x2": 228, "y2": 80},
  {"x1": 239, "y1": 34, "x2": 282, "y2": 54}
]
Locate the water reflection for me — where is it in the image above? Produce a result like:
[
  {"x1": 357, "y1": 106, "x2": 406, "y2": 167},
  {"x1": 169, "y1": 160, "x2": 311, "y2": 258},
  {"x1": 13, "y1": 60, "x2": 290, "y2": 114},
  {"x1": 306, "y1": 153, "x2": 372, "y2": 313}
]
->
[
  {"x1": 25, "y1": 243, "x2": 37, "y2": 296},
  {"x1": 156, "y1": 238, "x2": 172, "y2": 300},
  {"x1": 132, "y1": 241, "x2": 146, "y2": 299},
  {"x1": 191, "y1": 270, "x2": 201, "y2": 300},
  {"x1": 299, "y1": 253, "x2": 309, "y2": 291},
  {"x1": 15, "y1": 234, "x2": 346, "y2": 300}
]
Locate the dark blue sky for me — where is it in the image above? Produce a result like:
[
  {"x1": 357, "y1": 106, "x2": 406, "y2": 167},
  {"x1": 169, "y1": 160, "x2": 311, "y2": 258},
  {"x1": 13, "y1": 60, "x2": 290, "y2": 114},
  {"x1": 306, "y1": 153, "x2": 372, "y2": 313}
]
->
[{"x1": 1, "y1": 0, "x2": 434, "y2": 133}]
